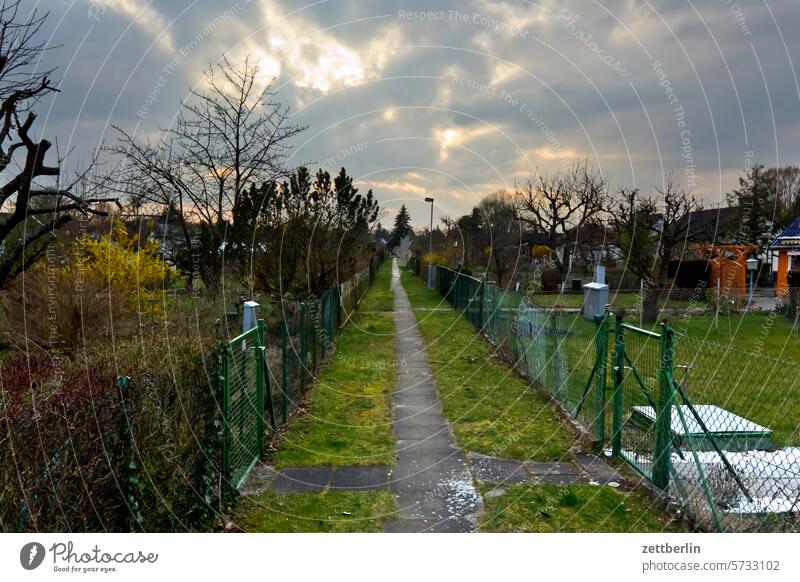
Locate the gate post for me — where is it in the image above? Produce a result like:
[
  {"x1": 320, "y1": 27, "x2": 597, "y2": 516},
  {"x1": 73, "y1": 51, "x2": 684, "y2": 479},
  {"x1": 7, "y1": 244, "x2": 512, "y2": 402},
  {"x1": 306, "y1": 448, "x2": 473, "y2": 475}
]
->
[
  {"x1": 593, "y1": 314, "x2": 608, "y2": 447},
  {"x1": 256, "y1": 319, "x2": 266, "y2": 457},
  {"x1": 479, "y1": 275, "x2": 486, "y2": 329},
  {"x1": 219, "y1": 338, "x2": 231, "y2": 480},
  {"x1": 280, "y1": 310, "x2": 289, "y2": 423},
  {"x1": 653, "y1": 322, "x2": 675, "y2": 489},
  {"x1": 612, "y1": 314, "x2": 625, "y2": 456}
]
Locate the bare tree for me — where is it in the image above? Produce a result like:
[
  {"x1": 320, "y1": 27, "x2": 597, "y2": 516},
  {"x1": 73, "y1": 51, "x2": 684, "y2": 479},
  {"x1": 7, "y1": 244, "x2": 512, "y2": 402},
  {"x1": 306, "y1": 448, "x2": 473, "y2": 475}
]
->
[
  {"x1": 109, "y1": 55, "x2": 305, "y2": 291},
  {"x1": 514, "y1": 159, "x2": 607, "y2": 273},
  {"x1": 608, "y1": 176, "x2": 701, "y2": 320},
  {"x1": 0, "y1": 2, "x2": 114, "y2": 288},
  {"x1": 476, "y1": 190, "x2": 523, "y2": 286},
  {"x1": 764, "y1": 165, "x2": 800, "y2": 228}
]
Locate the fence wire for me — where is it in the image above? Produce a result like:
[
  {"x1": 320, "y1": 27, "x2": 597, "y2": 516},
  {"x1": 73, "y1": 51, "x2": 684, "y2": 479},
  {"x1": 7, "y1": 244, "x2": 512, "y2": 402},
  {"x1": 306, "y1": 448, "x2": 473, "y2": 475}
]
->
[
  {"x1": 220, "y1": 254, "x2": 384, "y2": 488},
  {"x1": 419, "y1": 263, "x2": 800, "y2": 532}
]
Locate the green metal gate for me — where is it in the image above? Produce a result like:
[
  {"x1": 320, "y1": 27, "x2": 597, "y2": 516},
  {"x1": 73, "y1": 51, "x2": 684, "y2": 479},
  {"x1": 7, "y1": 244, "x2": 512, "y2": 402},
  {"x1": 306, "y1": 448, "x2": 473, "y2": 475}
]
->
[
  {"x1": 607, "y1": 317, "x2": 675, "y2": 488},
  {"x1": 220, "y1": 321, "x2": 266, "y2": 489}
]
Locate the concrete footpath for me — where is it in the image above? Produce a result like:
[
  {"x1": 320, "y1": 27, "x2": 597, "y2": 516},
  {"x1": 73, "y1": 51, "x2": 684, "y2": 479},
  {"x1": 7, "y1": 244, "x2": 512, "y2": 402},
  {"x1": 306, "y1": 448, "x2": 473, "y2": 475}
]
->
[{"x1": 384, "y1": 260, "x2": 483, "y2": 532}]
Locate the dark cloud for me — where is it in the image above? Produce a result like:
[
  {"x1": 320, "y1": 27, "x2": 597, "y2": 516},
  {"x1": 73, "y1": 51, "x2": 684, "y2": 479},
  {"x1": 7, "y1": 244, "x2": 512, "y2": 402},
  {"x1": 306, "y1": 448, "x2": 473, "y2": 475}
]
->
[{"x1": 37, "y1": 0, "x2": 800, "y2": 226}]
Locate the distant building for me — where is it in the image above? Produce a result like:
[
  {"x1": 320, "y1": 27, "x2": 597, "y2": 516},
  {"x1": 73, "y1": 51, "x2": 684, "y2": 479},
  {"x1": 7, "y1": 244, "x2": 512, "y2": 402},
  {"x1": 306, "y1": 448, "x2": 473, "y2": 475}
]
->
[
  {"x1": 398, "y1": 234, "x2": 414, "y2": 266},
  {"x1": 670, "y1": 206, "x2": 742, "y2": 245},
  {"x1": 768, "y1": 216, "x2": 800, "y2": 296}
]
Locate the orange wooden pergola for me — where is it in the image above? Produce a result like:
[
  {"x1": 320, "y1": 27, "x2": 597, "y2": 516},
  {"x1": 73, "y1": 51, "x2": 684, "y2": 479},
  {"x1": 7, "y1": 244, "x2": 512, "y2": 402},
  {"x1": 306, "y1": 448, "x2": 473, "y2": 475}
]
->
[{"x1": 693, "y1": 243, "x2": 758, "y2": 293}]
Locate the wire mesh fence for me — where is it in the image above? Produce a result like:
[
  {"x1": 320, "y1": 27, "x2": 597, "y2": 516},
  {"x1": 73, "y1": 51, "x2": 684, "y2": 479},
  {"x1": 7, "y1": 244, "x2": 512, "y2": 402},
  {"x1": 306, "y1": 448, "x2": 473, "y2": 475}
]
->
[
  {"x1": 222, "y1": 325, "x2": 265, "y2": 488},
  {"x1": 419, "y1": 263, "x2": 800, "y2": 531},
  {"x1": 219, "y1": 253, "x2": 384, "y2": 488}
]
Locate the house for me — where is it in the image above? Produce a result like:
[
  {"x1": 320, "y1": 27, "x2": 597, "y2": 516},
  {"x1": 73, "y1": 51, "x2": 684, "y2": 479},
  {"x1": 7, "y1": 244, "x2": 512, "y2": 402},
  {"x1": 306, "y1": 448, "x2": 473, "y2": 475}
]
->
[
  {"x1": 398, "y1": 233, "x2": 414, "y2": 266},
  {"x1": 125, "y1": 212, "x2": 198, "y2": 263},
  {"x1": 670, "y1": 206, "x2": 742, "y2": 244},
  {"x1": 768, "y1": 216, "x2": 800, "y2": 297},
  {"x1": 562, "y1": 223, "x2": 620, "y2": 272}
]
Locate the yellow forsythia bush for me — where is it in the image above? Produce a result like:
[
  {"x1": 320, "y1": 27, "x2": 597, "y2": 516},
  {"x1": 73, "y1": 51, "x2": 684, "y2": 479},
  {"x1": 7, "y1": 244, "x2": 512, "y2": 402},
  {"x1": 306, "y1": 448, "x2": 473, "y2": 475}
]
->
[
  {"x1": 69, "y1": 220, "x2": 181, "y2": 317},
  {"x1": 2, "y1": 221, "x2": 182, "y2": 350}
]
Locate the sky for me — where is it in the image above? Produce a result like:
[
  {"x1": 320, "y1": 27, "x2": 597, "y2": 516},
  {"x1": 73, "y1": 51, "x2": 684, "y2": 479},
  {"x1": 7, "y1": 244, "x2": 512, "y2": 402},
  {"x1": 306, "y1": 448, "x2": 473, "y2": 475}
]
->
[{"x1": 34, "y1": 0, "x2": 800, "y2": 228}]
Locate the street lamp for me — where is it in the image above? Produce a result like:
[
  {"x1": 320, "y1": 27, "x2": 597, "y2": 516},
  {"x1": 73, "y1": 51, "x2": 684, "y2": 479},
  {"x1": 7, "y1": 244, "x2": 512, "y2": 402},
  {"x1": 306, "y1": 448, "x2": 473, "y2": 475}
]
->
[
  {"x1": 746, "y1": 256, "x2": 758, "y2": 311},
  {"x1": 425, "y1": 197, "x2": 434, "y2": 288}
]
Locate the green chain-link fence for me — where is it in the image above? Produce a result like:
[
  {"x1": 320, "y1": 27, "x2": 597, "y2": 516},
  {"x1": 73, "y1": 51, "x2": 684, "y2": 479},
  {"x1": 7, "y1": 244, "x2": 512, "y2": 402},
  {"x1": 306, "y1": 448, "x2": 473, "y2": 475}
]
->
[
  {"x1": 219, "y1": 254, "x2": 384, "y2": 489},
  {"x1": 418, "y1": 264, "x2": 800, "y2": 532}
]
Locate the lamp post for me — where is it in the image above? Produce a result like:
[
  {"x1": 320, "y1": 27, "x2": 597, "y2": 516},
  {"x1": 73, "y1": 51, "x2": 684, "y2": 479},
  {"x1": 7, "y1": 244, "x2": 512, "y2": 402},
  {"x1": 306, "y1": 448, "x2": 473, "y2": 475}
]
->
[
  {"x1": 425, "y1": 197, "x2": 434, "y2": 288},
  {"x1": 746, "y1": 256, "x2": 758, "y2": 312}
]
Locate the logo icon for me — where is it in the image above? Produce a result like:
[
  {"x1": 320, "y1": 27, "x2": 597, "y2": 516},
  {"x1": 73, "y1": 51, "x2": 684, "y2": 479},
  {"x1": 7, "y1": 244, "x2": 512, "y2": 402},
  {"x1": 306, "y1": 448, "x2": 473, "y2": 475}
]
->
[{"x1": 20, "y1": 542, "x2": 46, "y2": 570}]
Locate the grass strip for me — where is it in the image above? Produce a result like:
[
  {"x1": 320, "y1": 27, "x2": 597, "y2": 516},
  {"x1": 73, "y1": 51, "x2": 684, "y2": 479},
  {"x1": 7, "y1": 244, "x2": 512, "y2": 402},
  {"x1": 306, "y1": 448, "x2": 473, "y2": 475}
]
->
[
  {"x1": 273, "y1": 260, "x2": 396, "y2": 467},
  {"x1": 478, "y1": 483, "x2": 680, "y2": 532},
  {"x1": 400, "y1": 267, "x2": 573, "y2": 461},
  {"x1": 237, "y1": 491, "x2": 396, "y2": 532}
]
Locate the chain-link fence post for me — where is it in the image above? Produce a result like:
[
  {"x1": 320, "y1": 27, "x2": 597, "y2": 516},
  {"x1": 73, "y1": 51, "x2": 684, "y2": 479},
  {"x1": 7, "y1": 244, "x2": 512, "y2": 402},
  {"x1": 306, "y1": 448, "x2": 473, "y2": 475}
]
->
[
  {"x1": 117, "y1": 375, "x2": 144, "y2": 530},
  {"x1": 479, "y1": 275, "x2": 486, "y2": 329},
  {"x1": 612, "y1": 313, "x2": 625, "y2": 456},
  {"x1": 300, "y1": 302, "x2": 307, "y2": 393},
  {"x1": 593, "y1": 314, "x2": 608, "y2": 447},
  {"x1": 255, "y1": 319, "x2": 266, "y2": 457},
  {"x1": 653, "y1": 322, "x2": 675, "y2": 489},
  {"x1": 311, "y1": 299, "x2": 318, "y2": 374},
  {"x1": 219, "y1": 337, "x2": 231, "y2": 481},
  {"x1": 280, "y1": 310, "x2": 289, "y2": 423}
]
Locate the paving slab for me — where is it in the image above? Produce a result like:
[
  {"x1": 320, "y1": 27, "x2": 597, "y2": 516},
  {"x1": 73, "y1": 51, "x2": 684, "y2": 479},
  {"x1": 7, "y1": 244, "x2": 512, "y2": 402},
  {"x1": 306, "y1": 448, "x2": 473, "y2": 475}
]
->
[
  {"x1": 393, "y1": 418, "x2": 453, "y2": 441},
  {"x1": 384, "y1": 517, "x2": 477, "y2": 533},
  {"x1": 393, "y1": 404, "x2": 448, "y2": 423},
  {"x1": 467, "y1": 453, "x2": 531, "y2": 485},
  {"x1": 574, "y1": 453, "x2": 627, "y2": 486},
  {"x1": 393, "y1": 391, "x2": 443, "y2": 407},
  {"x1": 329, "y1": 466, "x2": 390, "y2": 491},
  {"x1": 395, "y1": 438, "x2": 460, "y2": 456},
  {"x1": 269, "y1": 466, "x2": 333, "y2": 493},
  {"x1": 533, "y1": 474, "x2": 595, "y2": 486},
  {"x1": 239, "y1": 463, "x2": 279, "y2": 496},
  {"x1": 526, "y1": 461, "x2": 581, "y2": 476}
]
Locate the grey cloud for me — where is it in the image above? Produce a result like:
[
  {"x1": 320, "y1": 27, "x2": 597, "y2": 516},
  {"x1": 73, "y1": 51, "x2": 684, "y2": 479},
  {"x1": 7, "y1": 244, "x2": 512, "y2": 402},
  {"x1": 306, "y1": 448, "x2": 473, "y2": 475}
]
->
[{"x1": 35, "y1": 0, "x2": 800, "y2": 226}]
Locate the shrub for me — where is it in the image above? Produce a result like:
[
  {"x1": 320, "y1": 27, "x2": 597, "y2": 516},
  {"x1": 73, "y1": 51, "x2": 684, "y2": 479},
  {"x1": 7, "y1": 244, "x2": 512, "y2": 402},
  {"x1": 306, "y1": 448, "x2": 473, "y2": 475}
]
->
[
  {"x1": 0, "y1": 353, "x2": 129, "y2": 532},
  {"x1": 0, "y1": 331, "x2": 223, "y2": 532},
  {"x1": 1, "y1": 221, "x2": 182, "y2": 351}
]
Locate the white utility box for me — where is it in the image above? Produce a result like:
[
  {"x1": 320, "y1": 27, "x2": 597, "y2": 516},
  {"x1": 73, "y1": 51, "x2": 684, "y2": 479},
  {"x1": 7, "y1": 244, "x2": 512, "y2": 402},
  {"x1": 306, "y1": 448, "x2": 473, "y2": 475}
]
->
[
  {"x1": 243, "y1": 301, "x2": 260, "y2": 333},
  {"x1": 583, "y1": 282, "x2": 608, "y2": 320}
]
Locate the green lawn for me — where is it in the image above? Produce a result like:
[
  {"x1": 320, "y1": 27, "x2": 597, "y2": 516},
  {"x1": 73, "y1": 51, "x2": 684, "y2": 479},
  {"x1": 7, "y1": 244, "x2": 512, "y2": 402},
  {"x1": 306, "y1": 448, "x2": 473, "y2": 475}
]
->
[
  {"x1": 272, "y1": 260, "x2": 396, "y2": 467},
  {"x1": 670, "y1": 332, "x2": 800, "y2": 447},
  {"x1": 530, "y1": 289, "x2": 800, "y2": 359},
  {"x1": 670, "y1": 313, "x2": 800, "y2": 357},
  {"x1": 401, "y1": 268, "x2": 574, "y2": 461},
  {"x1": 520, "y1": 288, "x2": 800, "y2": 447},
  {"x1": 236, "y1": 491, "x2": 396, "y2": 532},
  {"x1": 528, "y1": 290, "x2": 698, "y2": 311},
  {"x1": 622, "y1": 315, "x2": 800, "y2": 446},
  {"x1": 478, "y1": 484, "x2": 680, "y2": 532}
]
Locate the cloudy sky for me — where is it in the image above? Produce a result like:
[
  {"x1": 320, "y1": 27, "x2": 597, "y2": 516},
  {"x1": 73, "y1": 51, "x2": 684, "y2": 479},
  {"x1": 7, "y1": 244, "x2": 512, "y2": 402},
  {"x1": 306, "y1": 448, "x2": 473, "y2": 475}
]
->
[{"x1": 37, "y1": 0, "x2": 800, "y2": 227}]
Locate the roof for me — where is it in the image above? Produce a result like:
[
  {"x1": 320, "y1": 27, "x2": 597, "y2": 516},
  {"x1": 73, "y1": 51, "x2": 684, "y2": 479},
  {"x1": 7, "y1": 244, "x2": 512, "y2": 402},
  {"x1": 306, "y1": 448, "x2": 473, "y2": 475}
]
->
[
  {"x1": 671, "y1": 206, "x2": 741, "y2": 243},
  {"x1": 769, "y1": 216, "x2": 800, "y2": 249}
]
